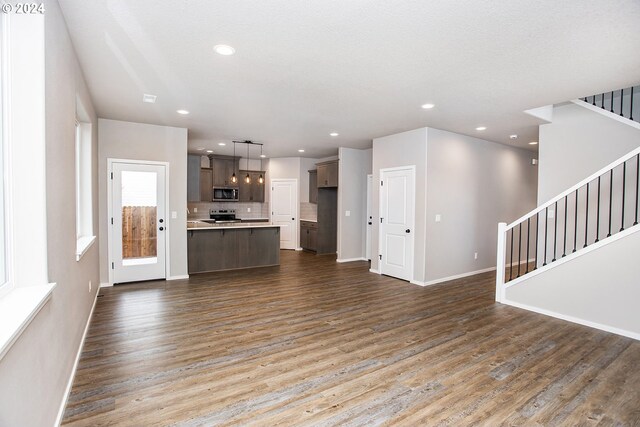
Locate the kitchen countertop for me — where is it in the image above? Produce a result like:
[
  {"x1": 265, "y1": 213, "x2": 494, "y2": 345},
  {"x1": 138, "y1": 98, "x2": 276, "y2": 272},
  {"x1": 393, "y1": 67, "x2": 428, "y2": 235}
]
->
[
  {"x1": 300, "y1": 219, "x2": 317, "y2": 223},
  {"x1": 187, "y1": 220, "x2": 280, "y2": 230}
]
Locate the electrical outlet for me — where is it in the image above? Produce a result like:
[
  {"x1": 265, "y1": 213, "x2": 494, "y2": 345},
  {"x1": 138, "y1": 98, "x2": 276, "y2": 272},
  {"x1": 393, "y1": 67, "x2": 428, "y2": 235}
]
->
[
  {"x1": 89, "y1": 281, "x2": 92, "y2": 292},
  {"x1": 345, "y1": 210, "x2": 351, "y2": 217},
  {"x1": 194, "y1": 207, "x2": 198, "y2": 213},
  {"x1": 435, "y1": 214, "x2": 441, "y2": 222},
  {"x1": 171, "y1": 211, "x2": 177, "y2": 219},
  {"x1": 247, "y1": 207, "x2": 251, "y2": 212},
  {"x1": 474, "y1": 252, "x2": 478, "y2": 260}
]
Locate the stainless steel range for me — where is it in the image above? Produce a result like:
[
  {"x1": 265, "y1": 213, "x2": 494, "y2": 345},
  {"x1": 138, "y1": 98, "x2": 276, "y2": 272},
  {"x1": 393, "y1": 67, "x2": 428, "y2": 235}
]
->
[{"x1": 209, "y1": 209, "x2": 241, "y2": 223}]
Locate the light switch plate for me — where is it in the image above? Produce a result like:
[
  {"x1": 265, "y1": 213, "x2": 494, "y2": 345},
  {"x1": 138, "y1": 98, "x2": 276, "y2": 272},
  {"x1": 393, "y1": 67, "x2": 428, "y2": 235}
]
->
[
  {"x1": 345, "y1": 210, "x2": 351, "y2": 217},
  {"x1": 171, "y1": 211, "x2": 177, "y2": 219},
  {"x1": 435, "y1": 214, "x2": 441, "y2": 222}
]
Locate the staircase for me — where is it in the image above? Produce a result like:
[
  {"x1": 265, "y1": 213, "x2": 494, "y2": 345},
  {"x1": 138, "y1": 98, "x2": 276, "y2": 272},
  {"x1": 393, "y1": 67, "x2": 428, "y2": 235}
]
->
[{"x1": 496, "y1": 88, "x2": 640, "y2": 339}]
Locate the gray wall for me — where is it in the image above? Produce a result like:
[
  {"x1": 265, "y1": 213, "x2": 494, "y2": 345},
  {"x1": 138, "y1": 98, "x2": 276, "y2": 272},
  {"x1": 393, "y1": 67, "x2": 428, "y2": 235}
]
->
[
  {"x1": 0, "y1": 1, "x2": 101, "y2": 425},
  {"x1": 338, "y1": 147, "x2": 372, "y2": 261},
  {"x1": 425, "y1": 128, "x2": 538, "y2": 282},
  {"x1": 539, "y1": 102, "x2": 640, "y2": 203},
  {"x1": 505, "y1": 228, "x2": 640, "y2": 338},
  {"x1": 98, "y1": 119, "x2": 188, "y2": 283},
  {"x1": 371, "y1": 128, "x2": 428, "y2": 281}
]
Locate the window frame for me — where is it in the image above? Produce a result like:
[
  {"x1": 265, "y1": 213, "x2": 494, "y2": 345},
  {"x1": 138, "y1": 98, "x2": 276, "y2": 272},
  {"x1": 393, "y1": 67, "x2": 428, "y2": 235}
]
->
[{"x1": 74, "y1": 101, "x2": 95, "y2": 261}]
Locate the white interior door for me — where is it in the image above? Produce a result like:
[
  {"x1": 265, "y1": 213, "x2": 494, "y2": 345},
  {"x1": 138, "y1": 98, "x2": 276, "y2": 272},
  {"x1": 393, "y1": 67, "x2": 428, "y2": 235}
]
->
[
  {"x1": 379, "y1": 167, "x2": 415, "y2": 281},
  {"x1": 271, "y1": 179, "x2": 297, "y2": 250},
  {"x1": 111, "y1": 162, "x2": 167, "y2": 284},
  {"x1": 366, "y1": 174, "x2": 373, "y2": 261}
]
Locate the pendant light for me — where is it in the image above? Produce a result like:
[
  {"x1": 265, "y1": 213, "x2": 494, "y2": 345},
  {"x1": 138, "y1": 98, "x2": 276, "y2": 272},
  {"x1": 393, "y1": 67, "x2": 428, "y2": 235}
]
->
[
  {"x1": 231, "y1": 141, "x2": 238, "y2": 184},
  {"x1": 258, "y1": 145, "x2": 264, "y2": 184},
  {"x1": 244, "y1": 142, "x2": 251, "y2": 184}
]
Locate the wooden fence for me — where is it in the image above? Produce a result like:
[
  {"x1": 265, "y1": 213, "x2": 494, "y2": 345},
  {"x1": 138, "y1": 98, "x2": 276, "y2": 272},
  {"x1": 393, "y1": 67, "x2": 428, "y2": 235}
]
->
[{"x1": 122, "y1": 206, "x2": 157, "y2": 259}]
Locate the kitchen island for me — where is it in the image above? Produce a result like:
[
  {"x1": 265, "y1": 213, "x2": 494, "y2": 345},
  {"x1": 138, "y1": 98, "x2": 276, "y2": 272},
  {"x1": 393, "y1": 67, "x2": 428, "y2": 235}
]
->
[{"x1": 187, "y1": 221, "x2": 280, "y2": 274}]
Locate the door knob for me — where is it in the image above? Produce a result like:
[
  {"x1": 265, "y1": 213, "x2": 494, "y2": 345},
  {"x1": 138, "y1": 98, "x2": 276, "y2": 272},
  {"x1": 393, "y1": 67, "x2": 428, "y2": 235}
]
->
[
  {"x1": 405, "y1": 229, "x2": 410, "y2": 233},
  {"x1": 159, "y1": 219, "x2": 164, "y2": 223},
  {"x1": 159, "y1": 227, "x2": 164, "y2": 231},
  {"x1": 292, "y1": 218, "x2": 295, "y2": 220}
]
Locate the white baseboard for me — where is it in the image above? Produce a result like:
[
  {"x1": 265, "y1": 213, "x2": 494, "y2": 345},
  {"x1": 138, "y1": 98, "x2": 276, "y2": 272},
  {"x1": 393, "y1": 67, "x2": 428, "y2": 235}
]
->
[
  {"x1": 502, "y1": 298, "x2": 640, "y2": 341},
  {"x1": 55, "y1": 289, "x2": 99, "y2": 426},
  {"x1": 337, "y1": 257, "x2": 368, "y2": 263},
  {"x1": 369, "y1": 268, "x2": 380, "y2": 274},
  {"x1": 99, "y1": 282, "x2": 112, "y2": 288},
  {"x1": 411, "y1": 266, "x2": 497, "y2": 287},
  {"x1": 167, "y1": 275, "x2": 189, "y2": 281}
]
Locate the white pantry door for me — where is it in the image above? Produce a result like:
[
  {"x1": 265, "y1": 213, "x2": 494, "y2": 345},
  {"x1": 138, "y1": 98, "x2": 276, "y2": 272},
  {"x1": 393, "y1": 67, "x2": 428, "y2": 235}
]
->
[
  {"x1": 271, "y1": 179, "x2": 298, "y2": 250},
  {"x1": 111, "y1": 162, "x2": 167, "y2": 284},
  {"x1": 379, "y1": 167, "x2": 415, "y2": 281},
  {"x1": 366, "y1": 174, "x2": 373, "y2": 261}
]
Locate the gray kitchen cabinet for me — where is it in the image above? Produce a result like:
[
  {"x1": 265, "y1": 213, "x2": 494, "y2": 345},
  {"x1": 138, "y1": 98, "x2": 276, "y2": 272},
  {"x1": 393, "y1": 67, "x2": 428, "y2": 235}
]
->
[
  {"x1": 188, "y1": 226, "x2": 280, "y2": 274},
  {"x1": 238, "y1": 171, "x2": 266, "y2": 202},
  {"x1": 316, "y1": 189, "x2": 337, "y2": 254},
  {"x1": 187, "y1": 229, "x2": 238, "y2": 273},
  {"x1": 316, "y1": 160, "x2": 339, "y2": 188},
  {"x1": 300, "y1": 220, "x2": 318, "y2": 252},
  {"x1": 187, "y1": 154, "x2": 202, "y2": 202},
  {"x1": 199, "y1": 168, "x2": 212, "y2": 201},
  {"x1": 211, "y1": 155, "x2": 239, "y2": 187},
  {"x1": 308, "y1": 169, "x2": 317, "y2": 204}
]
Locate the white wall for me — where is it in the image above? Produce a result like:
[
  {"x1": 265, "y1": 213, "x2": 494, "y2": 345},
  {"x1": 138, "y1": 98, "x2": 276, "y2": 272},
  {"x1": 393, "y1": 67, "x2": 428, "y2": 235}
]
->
[
  {"x1": 337, "y1": 147, "x2": 372, "y2": 261},
  {"x1": 539, "y1": 102, "x2": 640, "y2": 203},
  {"x1": 98, "y1": 119, "x2": 188, "y2": 283},
  {"x1": 0, "y1": 2, "x2": 101, "y2": 425},
  {"x1": 425, "y1": 128, "x2": 538, "y2": 282},
  {"x1": 505, "y1": 227, "x2": 640, "y2": 339},
  {"x1": 371, "y1": 128, "x2": 428, "y2": 280}
]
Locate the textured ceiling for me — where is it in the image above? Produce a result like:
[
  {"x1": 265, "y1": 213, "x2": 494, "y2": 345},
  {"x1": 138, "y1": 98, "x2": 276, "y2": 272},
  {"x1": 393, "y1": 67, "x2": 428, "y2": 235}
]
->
[{"x1": 58, "y1": 0, "x2": 640, "y2": 158}]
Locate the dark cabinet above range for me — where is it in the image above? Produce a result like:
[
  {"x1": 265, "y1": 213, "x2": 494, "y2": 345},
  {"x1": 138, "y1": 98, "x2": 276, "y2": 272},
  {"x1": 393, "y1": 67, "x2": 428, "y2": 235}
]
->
[{"x1": 187, "y1": 154, "x2": 240, "y2": 202}]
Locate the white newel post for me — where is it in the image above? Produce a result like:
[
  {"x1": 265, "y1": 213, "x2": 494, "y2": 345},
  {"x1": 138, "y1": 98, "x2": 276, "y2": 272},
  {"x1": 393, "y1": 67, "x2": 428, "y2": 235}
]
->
[{"x1": 495, "y1": 222, "x2": 507, "y2": 303}]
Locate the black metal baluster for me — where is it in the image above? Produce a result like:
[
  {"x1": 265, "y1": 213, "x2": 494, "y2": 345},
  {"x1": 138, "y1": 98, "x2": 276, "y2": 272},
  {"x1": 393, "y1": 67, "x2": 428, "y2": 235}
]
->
[
  {"x1": 584, "y1": 183, "x2": 590, "y2": 247},
  {"x1": 635, "y1": 154, "x2": 639, "y2": 226},
  {"x1": 608, "y1": 169, "x2": 613, "y2": 237},
  {"x1": 621, "y1": 161, "x2": 627, "y2": 231},
  {"x1": 620, "y1": 89, "x2": 624, "y2": 117},
  {"x1": 552, "y1": 201, "x2": 558, "y2": 261},
  {"x1": 534, "y1": 212, "x2": 539, "y2": 270},
  {"x1": 595, "y1": 176, "x2": 601, "y2": 242},
  {"x1": 543, "y1": 207, "x2": 548, "y2": 266},
  {"x1": 573, "y1": 189, "x2": 578, "y2": 253},
  {"x1": 517, "y1": 223, "x2": 522, "y2": 277},
  {"x1": 610, "y1": 91, "x2": 614, "y2": 112},
  {"x1": 563, "y1": 195, "x2": 568, "y2": 256},
  {"x1": 526, "y1": 217, "x2": 531, "y2": 273},
  {"x1": 509, "y1": 228, "x2": 514, "y2": 280},
  {"x1": 600, "y1": 93, "x2": 604, "y2": 108}
]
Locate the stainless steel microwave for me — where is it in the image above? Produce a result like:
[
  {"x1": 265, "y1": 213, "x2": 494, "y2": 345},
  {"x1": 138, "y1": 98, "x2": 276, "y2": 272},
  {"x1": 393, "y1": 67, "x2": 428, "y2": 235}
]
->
[{"x1": 212, "y1": 187, "x2": 239, "y2": 202}]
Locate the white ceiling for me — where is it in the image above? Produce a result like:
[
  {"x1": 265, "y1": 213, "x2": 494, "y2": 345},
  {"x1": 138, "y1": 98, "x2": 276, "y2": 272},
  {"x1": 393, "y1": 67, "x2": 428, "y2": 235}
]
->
[{"x1": 58, "y1": 0, "x2": 640, "y2": 158}]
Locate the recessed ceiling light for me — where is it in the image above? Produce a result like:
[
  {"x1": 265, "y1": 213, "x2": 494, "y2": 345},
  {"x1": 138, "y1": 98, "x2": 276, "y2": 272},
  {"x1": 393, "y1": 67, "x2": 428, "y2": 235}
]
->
[
  {"x1": 421, "y1": 103, "x2": 435, "y2": 109},
  {"x1": 329, "y1": 132, "x2": 339, "y2": 137},
  {"x1": 197, "y1": 147, "x2": 205, "y2": 151},
  {"x1": 509, "y1": 134, "x2": 518, "y2": 139},
  {"x1": 142, "y1": 94, "x2": 157, "y2": 103},
  {"x1": 298, "y1": 149, "x2": 305, "y2": 153},
  {"x1": 213, "y1": 44, "x2": 235, "y2": 55},
  {"x1": 529, "y1": 141, "x2": 538, "y2": 145},
  {"x1": 218, "y1": 142, "x2": 226, "y2": 146},
  {"x1": 476, "y1": 126, "x2": 487, "y2": 131},
  {"x1": 260, "y1": 154, "x2": 266, "y2": 158},
  {"x1": 206, "y1": 150, "x2": 213, "y2": 153},
  {"x1": 176, "y1": 109, "x2": 190, "y2": 115}
]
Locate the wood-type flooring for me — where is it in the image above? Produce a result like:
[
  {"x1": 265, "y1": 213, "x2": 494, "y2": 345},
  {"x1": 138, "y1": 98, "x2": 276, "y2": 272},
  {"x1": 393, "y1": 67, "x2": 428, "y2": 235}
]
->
[{"x1": 62, "y1": 251, "x2": 640, "y2": 426}]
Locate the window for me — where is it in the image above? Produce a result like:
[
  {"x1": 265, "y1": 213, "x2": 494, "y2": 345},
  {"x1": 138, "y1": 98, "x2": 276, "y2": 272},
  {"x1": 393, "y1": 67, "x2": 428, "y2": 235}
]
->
[{"x1": 75, "y1": 99, "x2": 95, "y2": 260}]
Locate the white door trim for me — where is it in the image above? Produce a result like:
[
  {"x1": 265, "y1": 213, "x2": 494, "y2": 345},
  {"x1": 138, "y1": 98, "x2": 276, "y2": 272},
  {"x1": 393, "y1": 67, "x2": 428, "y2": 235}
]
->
[
  {"x1": 107, "y1": 158, "x2": 170, "y2": 285},
  {"x1": 378, "y1": 165, "x2": 416, "y2": 282},
  {"x1": 366, "y1": 174, "x2": 373, "y2": 261},
  {"x1": 270, "y1": 178, "x2": 299, "y2": 250}
]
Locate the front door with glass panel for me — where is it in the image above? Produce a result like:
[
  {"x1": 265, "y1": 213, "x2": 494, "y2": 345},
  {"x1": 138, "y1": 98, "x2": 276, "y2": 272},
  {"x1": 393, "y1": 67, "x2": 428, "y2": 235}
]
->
[{"x1": 111, "y1": 162, "x2": 166, "y2": 283}]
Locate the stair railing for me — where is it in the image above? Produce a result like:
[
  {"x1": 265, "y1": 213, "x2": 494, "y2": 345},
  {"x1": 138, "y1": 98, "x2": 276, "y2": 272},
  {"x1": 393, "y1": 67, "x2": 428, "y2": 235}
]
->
[
  {"x1": 581, "y1": 86, "x2": 639, "y2": 123},
  {"x1": 496, "y1": 145, "x2": 640, "y2": 302}
]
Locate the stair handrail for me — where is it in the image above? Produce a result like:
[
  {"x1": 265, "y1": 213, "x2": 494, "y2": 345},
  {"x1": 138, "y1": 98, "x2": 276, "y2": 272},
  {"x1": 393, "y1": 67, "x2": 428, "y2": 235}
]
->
[{"x1": 504, "y1": 145, "x2": 640, "y2": 232}]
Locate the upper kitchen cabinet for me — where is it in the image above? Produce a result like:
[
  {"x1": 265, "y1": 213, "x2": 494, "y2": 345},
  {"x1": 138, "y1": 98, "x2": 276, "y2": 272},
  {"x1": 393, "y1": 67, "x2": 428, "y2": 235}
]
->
[
  {"x1": 316, "y1": 160, "x2": 339, "y2": 188},
  {"x1": 187, "y1": 154, "x2": 201, "y2": 202},
  {"x1": 199, "y1": 168, "x2": 212, "y2": 201},
  {"x1": 308, "y1": 169, "x2": 318, "y2": 204},
  {"x1": 210, "y1": 155, "x2": 239, "y2": 187},
  {"x1": 238, "y1": 171, "x2": 266, "y2": 202}
]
